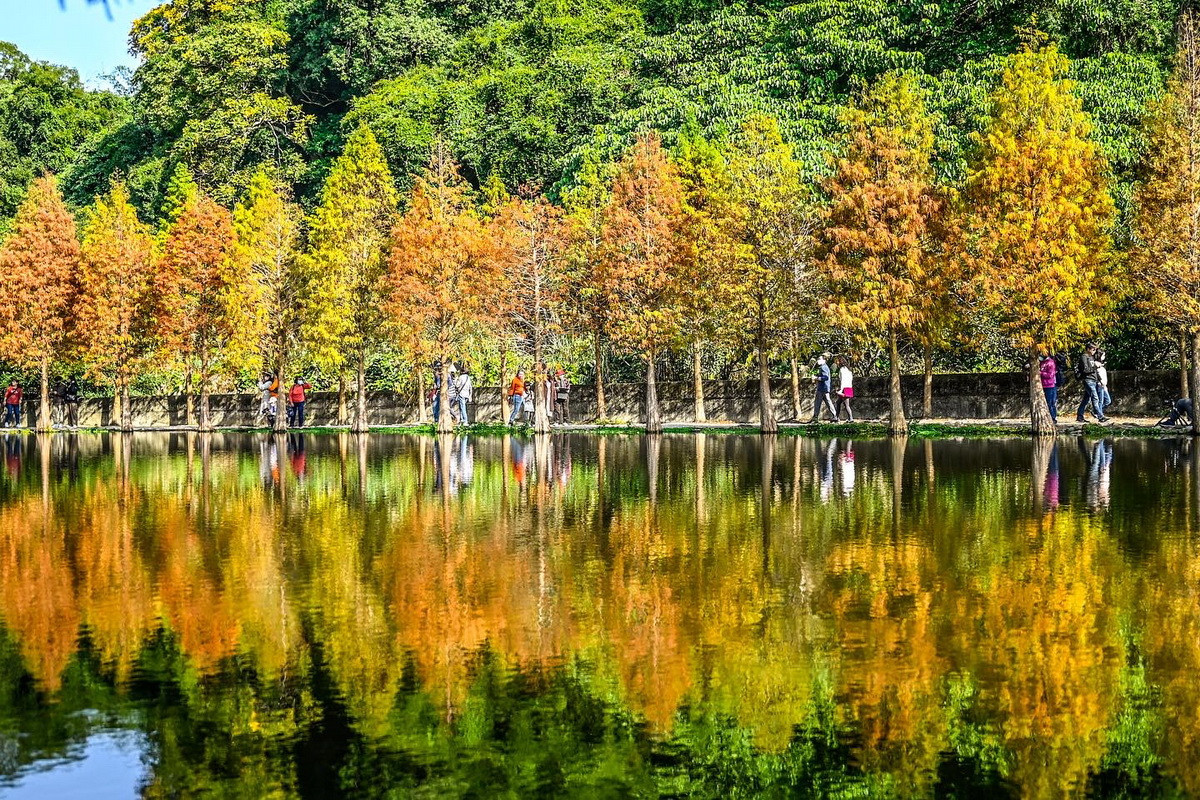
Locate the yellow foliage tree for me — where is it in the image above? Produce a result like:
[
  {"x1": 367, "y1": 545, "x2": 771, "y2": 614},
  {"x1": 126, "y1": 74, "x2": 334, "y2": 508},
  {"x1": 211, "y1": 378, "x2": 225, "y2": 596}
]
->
[{"x1": 964, "y1": 35, "x2": 1116, "y2": 436}]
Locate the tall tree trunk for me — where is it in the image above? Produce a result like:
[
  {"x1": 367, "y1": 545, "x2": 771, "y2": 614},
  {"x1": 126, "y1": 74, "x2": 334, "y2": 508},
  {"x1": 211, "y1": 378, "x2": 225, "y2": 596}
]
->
[
  {"x1": 534, "y1": 342, "x2": 550, "y2": 434},
  {"x1": 1192, "y1": 332, "x2": 1200, "y2": 436},
  {"x1": 416, "y1": 367, "x2": 427, "y2": 423},
  {"x1": 337, "y1": 376, "x2": 348, "y2": 426},
  {"x1": 184, "y1": 366, "x2": 195, "y2": 427},
  {"x1": 120, "y1": 374, "x2": 132, "y2": 432},
  {"x1": 499, "y1": 350, "x2": 509, "y2": 424},
  {"x1": 1181, "y1": 331, "x2": 1191, "y2": 400},
  {"x1": 692, "y1": 341, "x2": 707, "y2": 423},
  {"x1": 594, "y1": 331, "x2": 607, "y2": 420},
  {"x1": 789, "y1": 343, "x2": 802, "y2": 420},
  {"x1": 758, "y1": 312, "x2": 777, "y2": 434},
  {"x1": 1028, "y1": 344, "x2": 1056, "y2": 437},
  {"x1": 888, "y1": 327, "x2": 908, "y2": 435},
  {"x1": 645, "y1": 349, "x2": 662, "y2": 434},
  {"x1": 922, "y1": 342, "x2": 933, "y2": 419},
  {"x1": 437, "y1": 357, "x2": 454, "y2": 434},
  {"x1": 273, "y1": 353, "x2": 287, "y2": 433},
  {"x1": 353, "y1": 352, "x2": 369, "y2": 433},
  {"x1": 198, "y1": 363, "x2": 212, "y2": 432},
  {"x1": 38, "y1": 358, "x2": 51, "y2": 432}
]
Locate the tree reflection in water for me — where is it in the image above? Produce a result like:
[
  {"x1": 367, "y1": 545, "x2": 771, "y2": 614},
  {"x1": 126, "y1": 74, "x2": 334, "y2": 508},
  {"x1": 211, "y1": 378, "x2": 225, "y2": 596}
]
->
[{"x1": 0, "y1": 432, "x2": 1193, "y2": 797}]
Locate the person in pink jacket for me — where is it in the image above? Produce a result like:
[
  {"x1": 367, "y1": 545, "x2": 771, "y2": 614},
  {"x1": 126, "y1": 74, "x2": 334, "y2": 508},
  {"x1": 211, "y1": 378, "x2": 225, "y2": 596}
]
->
[{"x1": 1039, "y1": 352, "x2": 1058, "y2": 422}]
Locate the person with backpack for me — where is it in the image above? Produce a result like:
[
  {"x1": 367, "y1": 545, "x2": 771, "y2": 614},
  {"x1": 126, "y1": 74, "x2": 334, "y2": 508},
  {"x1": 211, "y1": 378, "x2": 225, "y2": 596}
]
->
[
  {"x1": 553, "y1": 368, "x2": 571, "y2": 424},
  {"x1": 1075, "y1": 343, "x2": 1108, "y2": 423}
]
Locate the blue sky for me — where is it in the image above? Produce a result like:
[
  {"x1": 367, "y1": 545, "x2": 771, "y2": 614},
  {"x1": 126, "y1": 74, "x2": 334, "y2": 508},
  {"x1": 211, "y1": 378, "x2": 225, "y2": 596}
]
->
[{"x1": 1, "y1": 0, "x2": 165, "y2": 84}]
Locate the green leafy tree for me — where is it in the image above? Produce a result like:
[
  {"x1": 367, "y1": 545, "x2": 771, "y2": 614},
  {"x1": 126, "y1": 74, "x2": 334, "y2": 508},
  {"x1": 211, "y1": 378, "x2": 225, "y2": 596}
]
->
[
  {"x1": 728, "y1": 116, "x2": 815, "y2": 434},
  {"x1": 232, "y1": 170, "x2": 303, "y2": 433},
  {"x1": 1132, "y1": 9, "x2": 1200, "y2": 435},
  {"x1": 299, "y1": 125, "x2": 398, "y2": 431}
]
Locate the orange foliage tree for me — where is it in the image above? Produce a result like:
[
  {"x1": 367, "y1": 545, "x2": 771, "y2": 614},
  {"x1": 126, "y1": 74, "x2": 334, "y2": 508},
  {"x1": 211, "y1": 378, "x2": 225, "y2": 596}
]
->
[
  {"x1": 497, "y1": 192, "x2": 566, "y2": 433},
  {"x1": 78, "y1": 183, "x2": 157, "y2": 431},
  {"x1": 0, "y1": 175, "x2": 81, "y2": 430},
  {"x1": 386, "y1": 143, "x2": 512, "y2": 434},
  {"x1": 599, "y1": 134, "x2": 690, "y2": 433},
  {"x1": 157, "y1": 191, "x2": 242, "y2": 430},
  {"x1": 819, "y1": 73, "x2": 947, "y2": 436}
]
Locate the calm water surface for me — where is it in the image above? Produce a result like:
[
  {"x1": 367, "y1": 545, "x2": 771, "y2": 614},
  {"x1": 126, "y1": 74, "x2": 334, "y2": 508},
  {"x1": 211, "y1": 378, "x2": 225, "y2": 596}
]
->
[{"x1": 0, "y1": 432, "x2": 1195, "y2": 798}]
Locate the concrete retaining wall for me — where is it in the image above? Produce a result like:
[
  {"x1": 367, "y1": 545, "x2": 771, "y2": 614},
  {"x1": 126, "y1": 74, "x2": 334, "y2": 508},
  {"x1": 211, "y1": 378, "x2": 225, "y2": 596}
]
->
[{"x1": 26, "y1": 369, "x2": 1183, "y2": 428}]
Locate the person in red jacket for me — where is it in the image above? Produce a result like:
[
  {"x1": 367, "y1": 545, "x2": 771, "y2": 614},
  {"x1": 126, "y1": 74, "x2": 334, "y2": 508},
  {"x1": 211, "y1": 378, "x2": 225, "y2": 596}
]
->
[
  {"x1": 3, "y1": 381, "x2": 21, "y2": 428},
  {"x1": 287, "y1": 378, "x2": 312, "y2": 428}
]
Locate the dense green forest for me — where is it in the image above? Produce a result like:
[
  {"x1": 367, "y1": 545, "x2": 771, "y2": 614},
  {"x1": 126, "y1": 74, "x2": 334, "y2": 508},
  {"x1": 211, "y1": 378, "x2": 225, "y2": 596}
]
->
[{"x1": 3, "y1": 0, "x2": 1178, "y2": 223}]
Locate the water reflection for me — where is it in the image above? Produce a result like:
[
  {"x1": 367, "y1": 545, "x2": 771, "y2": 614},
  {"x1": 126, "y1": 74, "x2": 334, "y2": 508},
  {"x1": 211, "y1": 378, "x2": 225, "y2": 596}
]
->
[{"x1": 0, "y1": 432, "x2": 1194, "y2": 797}]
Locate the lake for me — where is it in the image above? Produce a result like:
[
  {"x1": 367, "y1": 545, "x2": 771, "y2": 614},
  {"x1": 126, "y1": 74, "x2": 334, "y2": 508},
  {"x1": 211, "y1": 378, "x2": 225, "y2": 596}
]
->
[{"x1": 0, "y1": 431, "x2": 1194, "y2": 798}]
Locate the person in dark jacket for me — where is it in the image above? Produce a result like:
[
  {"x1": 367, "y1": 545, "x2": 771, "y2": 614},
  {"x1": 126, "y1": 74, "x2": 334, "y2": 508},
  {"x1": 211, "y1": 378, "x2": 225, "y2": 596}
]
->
[
  {"x1": 1075, "y1": 344, "x2": 1108, "y2": 423},
  {"x1": 1158, "y1": 397, "x2": 1193, "y2": 427},
  {"x1": 808, "y1": 354, "x2": 837, "y2": 423}
]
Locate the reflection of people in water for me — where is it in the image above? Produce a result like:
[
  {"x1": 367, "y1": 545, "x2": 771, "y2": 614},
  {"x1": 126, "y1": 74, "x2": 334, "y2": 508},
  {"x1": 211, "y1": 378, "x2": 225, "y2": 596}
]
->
[
  {"x1": 820, "y1": 439, "x2": 836, "y2": 502},
  {"x1": 556, "y1": 438, "x2": 572, "y2": 489},
  {"x1": 289, "y1": 433, "x2": 307, "y2": 480},
  {"x1": 259, "y1": 437, "x2": 279, "y2": 487},
  {"x1": 840, "y1": 442, "x2": 856, "y2": 496},
  {"x1": 1084, "y1": 439, "x2": 1113, "y2": 511},
  {"x1": 1043, "y1": 443, "x2": 1061, "y2": 510},
  {"x1": 456, "y1": 436, "x2": 473, "y2": 487},
  {"x1": 511, "y1": 438, "x2": 527, "y2": 486},
  {"x1": 4, "y1": 435, "x2": 19, "y2": 478}
]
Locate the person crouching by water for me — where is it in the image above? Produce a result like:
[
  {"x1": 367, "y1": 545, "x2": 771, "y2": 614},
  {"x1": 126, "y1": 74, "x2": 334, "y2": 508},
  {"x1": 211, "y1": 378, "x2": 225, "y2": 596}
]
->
[
  {"x1": 3, "y1": 381, "x2": 21, "y2": 428},
  {"x1": 834, "y1": 357, "x2": 854, "y2": 422},
  {"x1": 1158, "y1": 397, "x2": 1193, "y2": 427},
  {"x1": 288, "y1": 377, "x2": 311, "y2": 428},
  {"x1": 1039, "y1": 350, "x2": 1058, "y2": 423},
  {"x1": 808, "y1": 353, "x2": 837, "y2": 423},
  {"x1": 507, "y1": 369, "x2": 526, "y2": 425}
]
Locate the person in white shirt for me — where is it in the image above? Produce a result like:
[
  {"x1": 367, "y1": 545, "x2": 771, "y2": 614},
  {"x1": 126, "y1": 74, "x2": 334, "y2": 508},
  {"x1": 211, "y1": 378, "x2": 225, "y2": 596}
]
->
[
  {"x1": 454, "y1": 367, "x2": 473, "y2": 424},
  {"x1": 1096, "y1": 350, "x2": 1111, "y2": 416},
  {"x1": 834, "y1": 357, "x2": 854, "y2": 422}
]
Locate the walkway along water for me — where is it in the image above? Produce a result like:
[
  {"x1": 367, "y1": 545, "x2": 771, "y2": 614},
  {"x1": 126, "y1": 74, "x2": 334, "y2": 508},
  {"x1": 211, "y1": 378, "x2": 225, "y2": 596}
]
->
[{"x1": 25, "y1": 370, "x2": 1190, "y2": 430}]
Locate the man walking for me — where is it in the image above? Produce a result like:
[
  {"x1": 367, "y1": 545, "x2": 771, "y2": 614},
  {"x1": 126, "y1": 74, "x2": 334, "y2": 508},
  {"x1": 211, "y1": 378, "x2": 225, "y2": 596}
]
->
[
  {"x1": 3, "y1": 381, "x2": 21, "y2": 428},
  {"x1": 1075, "y1": 343, "x2": 1108, "y2": 423},
  {"x1": 808, "y1": 354, "x2": 836, "y2": 423},
  {"x1": 288, "y1": 377, "x2": 312, "y2": 428},
  {"x1": 455, "y1": 366, "x2": 473, "y2": 425}
]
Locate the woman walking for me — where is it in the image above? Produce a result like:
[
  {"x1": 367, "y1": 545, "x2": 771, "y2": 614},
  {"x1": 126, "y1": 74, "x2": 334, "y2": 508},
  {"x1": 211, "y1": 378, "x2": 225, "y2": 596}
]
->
[
  {"x1": 834, "y1": 357, "x2": 854, "y2": 422},
  {"x1": 1039, "y1": 351, "x2": 1058, "y2": 422}
]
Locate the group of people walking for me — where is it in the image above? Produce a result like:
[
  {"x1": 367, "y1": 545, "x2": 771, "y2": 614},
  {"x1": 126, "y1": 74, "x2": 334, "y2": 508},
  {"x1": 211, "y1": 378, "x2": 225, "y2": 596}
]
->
[
  {"x1": 809, "y1": 353, "x2": 855, "y2": 423},
  {"x1": 1038, "y1": 344, "x2": 1112, "y2": 424},
  {"x1": 430, "y1": 363, "x2": 474, "y2": 425},
  {"x1": 507, "y1": 363, "x2": 572, "y2": 425},
  {"x1": 256, "y1": 374, "x2": 312, "y2": 427}
]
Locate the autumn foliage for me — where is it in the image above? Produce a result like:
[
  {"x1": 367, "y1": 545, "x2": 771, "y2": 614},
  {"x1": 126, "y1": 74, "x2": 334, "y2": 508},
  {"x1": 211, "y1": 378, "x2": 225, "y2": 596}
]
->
[{"x1": 0, "y1": 175, "x2": 80, "y2": 429}]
